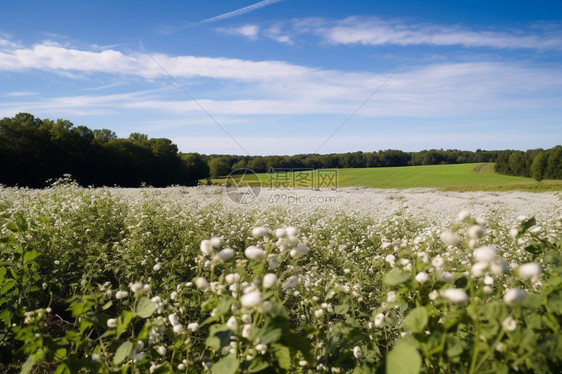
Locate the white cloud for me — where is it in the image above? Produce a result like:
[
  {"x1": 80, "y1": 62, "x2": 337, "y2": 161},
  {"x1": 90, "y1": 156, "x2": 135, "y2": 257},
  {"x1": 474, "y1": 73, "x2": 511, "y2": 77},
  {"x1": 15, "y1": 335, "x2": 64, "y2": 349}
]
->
[
  {"x1": 321, "y1": 17, "x2": 562, "y2": 49},
  {"x1": 219, "y1": 24, "x2": 260, "y2": 39},
  {"x1": 239, "y1": 16, "x2": 562, "y2": 50},
  {"x1": 4, "y1": 91, "x2": 38, "y2": 97}
]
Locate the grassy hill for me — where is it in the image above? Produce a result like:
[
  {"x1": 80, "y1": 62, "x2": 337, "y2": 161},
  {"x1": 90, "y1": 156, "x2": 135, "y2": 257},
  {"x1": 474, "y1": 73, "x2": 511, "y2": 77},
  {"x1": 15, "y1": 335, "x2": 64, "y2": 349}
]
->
[{"x1": 210, "y1": 163, "x2": 562, "y2": 191}]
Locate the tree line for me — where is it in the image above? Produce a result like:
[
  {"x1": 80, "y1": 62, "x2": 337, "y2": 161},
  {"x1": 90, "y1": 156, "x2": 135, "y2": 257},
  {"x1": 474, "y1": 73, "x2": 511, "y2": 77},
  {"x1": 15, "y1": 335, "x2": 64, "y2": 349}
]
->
[
  {"x1": 1, "y1": 113, "x2": 559, "y2": 187},
  {"x1": 0, "y1": 113, "x2": 208, "y2": 187},
  {"x1": 204, "y1": 149, "x2": 499, "y2": 178},
  {"x1": 495, "y1": 147, "x2": 562, "y2": 181}
]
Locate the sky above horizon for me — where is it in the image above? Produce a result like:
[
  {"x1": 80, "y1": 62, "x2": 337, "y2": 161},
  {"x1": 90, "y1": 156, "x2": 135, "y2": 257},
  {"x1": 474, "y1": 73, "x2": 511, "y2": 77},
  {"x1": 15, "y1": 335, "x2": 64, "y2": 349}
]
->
[{"x1": 1, "y1": 0, "x2": 561, "y2": 155}]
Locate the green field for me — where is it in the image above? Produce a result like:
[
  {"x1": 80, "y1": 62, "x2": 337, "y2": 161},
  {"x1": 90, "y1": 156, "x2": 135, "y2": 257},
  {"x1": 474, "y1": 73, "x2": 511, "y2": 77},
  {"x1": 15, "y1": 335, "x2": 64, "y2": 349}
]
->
[{"x1": 213, "y1": 163, "x2": 562, "y2": 191}]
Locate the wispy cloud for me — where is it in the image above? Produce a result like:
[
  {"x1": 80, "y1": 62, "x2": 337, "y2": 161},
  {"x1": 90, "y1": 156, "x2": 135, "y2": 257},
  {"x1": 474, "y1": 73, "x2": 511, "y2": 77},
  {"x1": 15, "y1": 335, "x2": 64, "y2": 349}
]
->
[
  {"x1": 199, "y1": 0, "x2": 284, "y2": 24},
  {"x1": 219, "y1": 24, "x2": 260, "y2": 39},
  {"x1": 4, "y1": 91, "x2": 38, "y2": 97},
  {"x1": 319, "y1": 17, "x2": 562, "y2": 50},
  {"x1": 224, "y1": 16, "x2": 562, "y2": 51}
]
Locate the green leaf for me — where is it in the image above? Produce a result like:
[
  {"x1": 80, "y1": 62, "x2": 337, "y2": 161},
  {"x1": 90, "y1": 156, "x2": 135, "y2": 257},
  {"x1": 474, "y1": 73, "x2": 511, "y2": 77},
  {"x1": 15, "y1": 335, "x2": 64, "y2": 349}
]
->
[
  {"x1": 24, "y1": 249, "x2": 40, "y2": 261},
  {"x1": 6, "y1": 222, "x2": 19, "y2": 233},
  {"x1": 386, "y1": 340, "x2": 421, "y2": 374},
  {"x1": 334, "y1": 304, "x2": 349, "y2": 314},
  {"x1": 15, "y1": 214, "x2": 28, "y2": 232},
  {"x1": 114, "y1": 340, "x2": 133, "y2": 365},
  {"x1": 383, "y1": 269, "x2": 410, "y2": 286},
  {"x1": 135, "y1": 296, "x2": 156, "y2": 318},
  {"x1": 520, "y1": 217, "x2": 536, "y2": 233},
  {"x1": 54, "y1": 363, "x2": 71, "y2": 374},
  {"x1": 248, "y1": 358, "x2": 269, "y2": 373},
  {"x1": 1, "y1": 279, "x2": 16, "y2": 296},
  {"x1": 211, "y1": 354, "x2": 239, "y2": 374},
  {"x1": 272, "y1": 343, "x2": 291, "y2": 370},
  {"x1": 206, "y1": 325, "x2": 233, "y2": 351},
  {"x1": 257, "y1": 328, "x2": 282, "y2": 345},
  {"x1": 404, "y1": 306, "x2": 428, "y2": 333},
  {"x1": 116, "y1": 310, "x2": 135, "y2": 337}
]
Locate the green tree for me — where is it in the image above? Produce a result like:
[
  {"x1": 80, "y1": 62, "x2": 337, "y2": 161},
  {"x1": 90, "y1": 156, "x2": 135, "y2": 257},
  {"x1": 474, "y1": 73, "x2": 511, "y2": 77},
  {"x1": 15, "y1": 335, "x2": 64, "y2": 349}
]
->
[
  {"x1": 530, "y1": 152, "x2": 548, "y2": 181},
  {"x1": 208, "y1": 157, "x2": 231, "y2": 178}
]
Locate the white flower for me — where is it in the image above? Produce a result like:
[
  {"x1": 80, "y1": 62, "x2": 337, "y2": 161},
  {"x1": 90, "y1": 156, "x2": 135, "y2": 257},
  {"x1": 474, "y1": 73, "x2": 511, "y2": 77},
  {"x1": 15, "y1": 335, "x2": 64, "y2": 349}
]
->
[
  {"x1": 132, "y1": 351, "x2": 145, "y2": 361},
  {"x1": 471, "y1": 262, "x2": 488, "y2": 277},
  {"x1": 129, "y1": 282, "x2": 143, "y2": 293},
  {"x1": 153, "y1": 263, "x2": 161, "y2": 271},
  {"x1": 200, "y1": 239, "x2": 213, "y2": 256},
  {"x1": 157, "y1": 346, "x2": 167, "y2": 356},
  {"x1": 242, "y1": 324, "x2": 253, "y2": 339},
  {"x1": 484, "y1": 275, "x2": 494, "y2": 285},
  {"x1": 173, "y1": 324, "x2": 184, "y2": 334},
  {"x1": 282, "y1": 275, "x2": 300, "y2": 289},
  {"x1": 415, "y1": 272, "x2": 430, "y2": 284},
  {"x1": 353, "y1": 346, "x2": 362, "y2": 359},
  {"x1": 504, "y1": 288, "x2": 526, "y2": 306},
  {"x1": 107, "y1": 318, "x2": 117, "y2": 328},
  {"x1": 468, "y1": 225, "x2": 485, "y2": 239},
  {"x1": 187, "y1": 322, "x2": 199, "y2": 332},
  {"x1": 374, "y1": 313, "x2": 385, "y2": 327},
  {"x1": 440, "y1": 271, "x2": 453, "y2": 283},
  {"x1": 225, "y1": 273, "x2": 241, "y2": 285},
  {"x1": 262, "y1": 273, "x2": 277, "y2": 288},
  {"x1": 509, "y1": 228, "x2": 519, "y2": 238},
  {"x1": 490, "y1": 260, "x2": 509, "y2": 275},
  {"x1": 290, "y1": 244, "x2": 310, "y2": 258},
  {"x1": 440, "y1": 231, "x2": 460, "y2": 247},
  {"x1": 168, "y1": 313, "x2": 179, "y2": 326},
  {"x1": 442, "y1": 288, "x2": 469, "y2": 304},
  {"x1": 195, "y1": 277, "x2": 209, "y2": 290},
  {"x1": 429, "y1": 290, "x2": 439, "y2": 301},
  {"x1": 245, "y1": 246, "x2": 265, "y2": 260},
  {"x1": 285, "y1": 226, "x2": 298, "y2": 237},
  {"x1": 473, "y1": 245, "x2": 497, "y2": 264},
  {"x1": 518, "y1": 263, "x2": 541, "y2": 282},
  {"x1": 385, "y1": 254, "x2": 396, "y2": 266},
  {"x1": 210, "y1": 236, "x2": 222, "y2": 248},
  {"x1": 241, "y1": 291, "x2": 263, "y2": 308},
  {"x1": 251, "y1": 227, "x2": 270, "y2": 238},
  {"x1": 387, "y1": 291, "x2": 397, "y2": 303},
  {"x1": 275, "y1": 228, "x2": 287, "y2": 238},
  {"x1": 502, "y1": 316, "x2": 517, "y2": 331},
  {"x1": 170, "y1": 291, "x2": 178, "y2": 300},
  {"x1": 115, "y1": 291, "x2": 128, "y2": 299},
  {"x1": 226, "y1": 316, "x2": 238, "y2": 331},
  {"x1": 178, "y1": 363, "x2": 186, "y2": 371},
  {"x1": 482, "y1": 285, "x2": 493, "y2": 294},
  {"x1": 458, "y1": 210, "x2": 471, "y2": 221},
  {"x1": 432, "y1": 256, "x2": 444, "y2": 269},
  {"x1": 314, "y1": 309, "x2": 324, "y2": 318},
  {"x1": 216, "y1": 248, "x2": 235, "y2": 262}
]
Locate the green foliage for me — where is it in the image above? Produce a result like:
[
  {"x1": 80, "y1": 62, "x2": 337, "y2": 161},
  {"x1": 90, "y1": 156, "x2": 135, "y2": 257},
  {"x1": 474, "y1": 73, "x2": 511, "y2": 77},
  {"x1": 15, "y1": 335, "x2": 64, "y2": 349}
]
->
[
  {"x1": 0, "y1": 185, "x2": 560, "y2": 373},
  {"x1": 0, "y1": 113, "x2": 203, "y2": 187}
]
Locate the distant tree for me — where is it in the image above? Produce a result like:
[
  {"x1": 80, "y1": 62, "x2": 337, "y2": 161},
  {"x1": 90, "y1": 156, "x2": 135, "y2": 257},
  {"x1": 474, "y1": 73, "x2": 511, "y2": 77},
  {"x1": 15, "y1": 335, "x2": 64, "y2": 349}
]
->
[
  {"x1": 208, "y1": 157, "x2": 231, "y2": 178},
  {"x1": 181, "y1": 153, "x2": 210, "y2": 182},
  {"x1": 545, "y1": 146, "x2": 562, "y2": 179},
  {"x1": 530, "y1": 152, "x2": 548, "y2": 181}
]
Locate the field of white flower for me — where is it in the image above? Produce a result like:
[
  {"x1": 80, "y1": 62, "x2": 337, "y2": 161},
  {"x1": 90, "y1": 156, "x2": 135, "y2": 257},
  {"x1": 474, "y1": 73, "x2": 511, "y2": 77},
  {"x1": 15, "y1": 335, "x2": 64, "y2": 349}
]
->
[{"x1": 1, "y1": 178, "x2": 561, "y2": 373}]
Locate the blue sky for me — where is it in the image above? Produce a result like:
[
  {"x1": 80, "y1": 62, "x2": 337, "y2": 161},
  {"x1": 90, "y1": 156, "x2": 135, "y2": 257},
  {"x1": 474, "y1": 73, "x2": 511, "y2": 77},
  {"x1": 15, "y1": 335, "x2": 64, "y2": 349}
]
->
[{"x1": 1, "y1": 0, "x2": 561, "y2": 155}]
